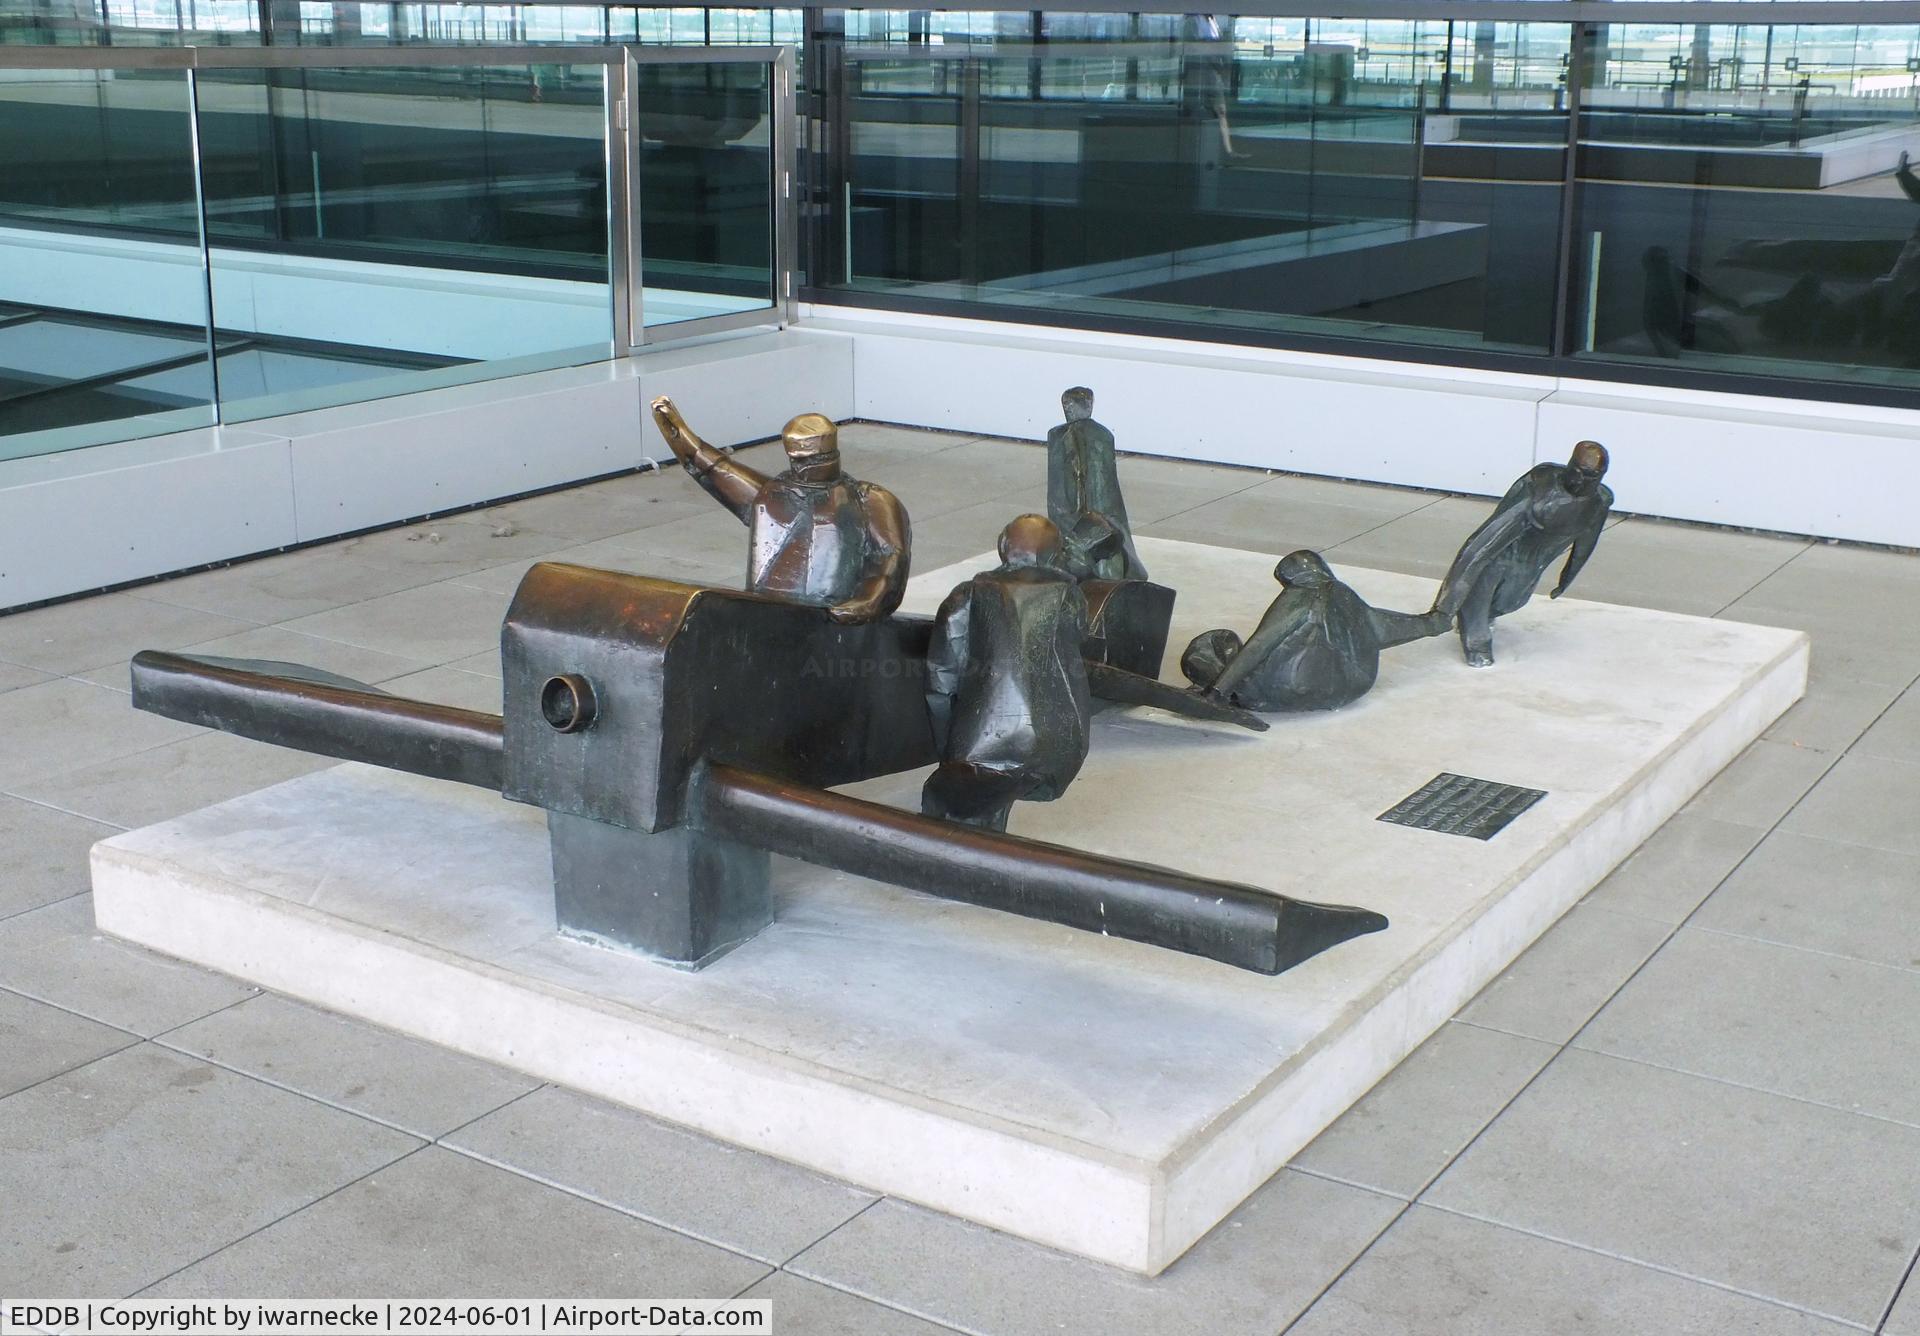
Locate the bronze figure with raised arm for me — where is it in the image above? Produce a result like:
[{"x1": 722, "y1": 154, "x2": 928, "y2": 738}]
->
[
  {"x1": 651, "y1": 396, "x2": 911, "y2": 625},
  {"x1": 1430, "y1": 441, "x2": 1613, "y2": 667}
]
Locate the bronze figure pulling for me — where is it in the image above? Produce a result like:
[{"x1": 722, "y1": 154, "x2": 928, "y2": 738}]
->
[{"x1": 1430, "y1": 441, "x2": 1613, "y2": 666}]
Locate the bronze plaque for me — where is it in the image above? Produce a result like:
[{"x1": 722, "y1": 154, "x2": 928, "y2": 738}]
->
[{"x1": 1378, "y1": 773, "x2": 1546, "y2": 841}]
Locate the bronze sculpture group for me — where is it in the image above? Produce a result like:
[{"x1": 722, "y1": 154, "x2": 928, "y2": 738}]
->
[{"x1": 121, "y1": 384, "x2": 1613, "y2": 979}]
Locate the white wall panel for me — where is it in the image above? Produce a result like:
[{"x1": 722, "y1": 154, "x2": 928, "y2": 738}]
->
[{"x1": 813, "y1": 307, "x2": 1550, "y2": 498}]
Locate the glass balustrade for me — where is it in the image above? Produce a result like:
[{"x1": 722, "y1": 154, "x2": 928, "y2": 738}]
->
[{"x1": 0, "y1": 42, "x2": 789, "y2": 462}]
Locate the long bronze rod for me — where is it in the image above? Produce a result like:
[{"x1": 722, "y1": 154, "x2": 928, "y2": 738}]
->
[
  {"x1": 693, "y1": 762, "x2": 1387, "y2": 975},
  {"x1": 130, "y1": 651, "x2": 506, "y2": 790}
]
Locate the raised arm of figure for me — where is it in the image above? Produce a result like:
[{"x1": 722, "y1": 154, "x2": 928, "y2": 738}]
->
[
  {"x1": 650, "y1": 396, "x2": 764, "y2": 522},
  {"x1": 828, "y1": 485, "x2": 913, "y2": 625}
]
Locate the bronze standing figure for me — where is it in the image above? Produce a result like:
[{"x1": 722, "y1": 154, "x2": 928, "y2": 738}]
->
[
  {"x1": 1183, "y1": 551, "x2": 1447, "y2": 711},
  {"x1": 1047, "y1": 387, "x2": 1149, "y2": 582},
  {"x1": 1432, "y1": 441, "x2": 1613, "y2": 667},
  {"x1": 652, "y1": 396, "x2": 910, "y2": 624},
  {"x1": 923, "y1": 515, "x2": 1093, "y2": 833}
]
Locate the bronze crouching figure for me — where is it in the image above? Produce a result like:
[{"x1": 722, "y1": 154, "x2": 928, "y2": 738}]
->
[
  {"x1": 1182, "y1": 551, "x2": 1446, "y2": 712},
  {"x1": 1431, "y1": 441, "x2": 1614, "y2": 667},
  {"x1": 1047, "y1": 386, "x2": 1149, "y2": 582},
  {"x1": 652, "y1": 395, "x2": 910, "y2": 624},
  {"x1": 923, "y1": 515, "x2": 1093, "y2": 833}
]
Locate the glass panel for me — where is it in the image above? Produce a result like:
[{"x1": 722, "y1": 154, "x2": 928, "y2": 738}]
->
[
  {"x1": 1572, "y1": 21, "x2": 1920, "y2": 392},
  {"x1": 0, "y1": 66, "x2": 216, "y2": 461},
  {"x1": 633, "y1": 59, "x2": 776, "y2": 329},
  {"x1": 827, "y1": 13, "x2": 1570, "y2": 355},
  {"x1": 193, "y1": 59, "x2": 614, "y2": 422}
]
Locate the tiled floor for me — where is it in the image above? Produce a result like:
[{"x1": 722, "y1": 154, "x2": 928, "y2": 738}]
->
[{"x1": 2, "y1": 423, "x2": 1918, "y2": 1334}]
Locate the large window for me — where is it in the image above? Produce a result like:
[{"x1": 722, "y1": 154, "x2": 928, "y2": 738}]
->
[
  {"x1": 1571, "y1": 21, "x2": 1920, "y2": 392},
  {"x1": 818, "y1": 12, "x2": 1573, "y2": 356}
]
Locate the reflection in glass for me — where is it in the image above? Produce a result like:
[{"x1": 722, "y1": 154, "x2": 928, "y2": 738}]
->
[
  {"x1": 634, "y1": 60, "x2": 776, "y2": 327},
  {"x1": 1573, "y1": 22, "x2": 1920, "y2": 391},
  {"x1": 193, "y1": 60, "x2": 614, "y2": 422},
  {"x1": 0, "y1": 67, "x2": 216, "y2": 459},
  {"x1": 828, "y1": 14, "x2": 1571, "y2": 355}
]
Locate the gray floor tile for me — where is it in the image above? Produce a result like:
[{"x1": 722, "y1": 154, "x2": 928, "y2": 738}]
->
[
  {"x1": 0, "y1": 797, "x2": 118, "y2": 921},
  {"x1": 0, "y1": 660, "x2": 52, "y2": 694},
  {"x1": 1579, "y1": 814, "x2": 1765, "y2": 925},
  {"x1": 0, "y1": 593, "x2": 253, "y2": 676},
  {"x1": 1425, "y1": 1048, "x2": 1920, "y2": 1327},
  {"x1": 1455, "y1": 905, "x2": 1671, "y2": 1044},
  {"x1": 1694, "y1": 831, "x2": 1920, "y2": 972},
  {"x1": 0, "y1": 678, "x2": 204, "y2": 790},
  {"x1": 1730, "y1": 548, "x2": 1920, "y2": 653},
  {"x1": 1765, "y1": 670, "x2": 1907, "y2": 754},
  {"x1": 344, "y1": 513, "x2": 576, "y2": 578},
  {"x1": 841, "y1": 422, "x2": 980, "y2": 456},
  {"x1": 737, "y1": 1273, "x2": 958, "y2": 1336},
  {"x1": 1858, "y1": 681, "x2": 1920, "y2": 763},
  {"x1": 1780, "y1": 752, "x2": 1920, "y2": 857},
  {"x1": 445, "y1": 1085, "x2": 876, "y2": 1265},
  {"x1": 377, "y1": 665, "x2": 504, "y2": 714},
  {"x1": 1142, "y1": 475, "x2": 1430, "y2": 557},
  {"x1": 8, "y1": 733, "x2": 332, "y2": 830},
  {"x1": 281, "y1": 581, "x2": 512, "y2": 666},
  {"x1": 1117, "y1": 474, "x2": 1266, "y2": 527},
  {"x1": 139, "y1": 548, "x2": 444, "y2": 625},
  {"x1": 1578, "y1": 927, "x2": 1920, "y2": 1124},
  {"x1": 140, "y1": 1146, "x2": 769, "y2": 1300},
  {"x1": 0, "y1": 988, "x2": 135, "y2": 1098},
  {"x1": 0, "y1": 1044, "x2": 419, "y2": 1300},
  {"x1": 452, "y1": 538, "x2": 738, "y2": 598},
  {"x1": 170, "y1": 626, "x2": 432, "y2": 687},
  {"x1": 1681, "y1": 739, "x2": 1836, "y2": 830},
  {"x1": 1561, "y1": 519, "x2": 1806, "y2": 618},
  {"x1": 789, "y1": 1170, "x2": 1401, "y2": 1336},
  {"x1": 1289, "y1": 1205, "x2": 1851, "y2": 1336},
  {"x1": 479, "y1": 476, "x2": 714, "y2": 544},
  {"x1": 161, "y1": 995, "x2": 539, "y2": 1139},
  {"x1": 1323, "y1": 497, "x2": 1494, "y2": 581},
  {"x1": 1292, "y1": 1021, "x2": 1556, "y2": 1199},
  {"x1": 1889, "y1": 1275, "x2": 1920, "y2": 1336},
  {"x1": 0, "y1": 896, "x2": 257, "y2": 1036}
]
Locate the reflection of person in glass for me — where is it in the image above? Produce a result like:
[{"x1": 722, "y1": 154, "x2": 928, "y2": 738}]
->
[
  {"x1": 1183, "y1": 14, "x2": 1244, "y2": 158},
  {"x1": 1429, "y1": 442, "x2": 1612, "y2": 668},
  {"x1": 650, "y1": 396, "x2": 911, "y2": 625}
]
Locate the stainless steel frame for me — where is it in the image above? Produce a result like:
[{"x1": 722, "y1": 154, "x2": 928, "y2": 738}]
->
[{"x1": 618, "y1": 45, "x2": 795, "y2": 351}]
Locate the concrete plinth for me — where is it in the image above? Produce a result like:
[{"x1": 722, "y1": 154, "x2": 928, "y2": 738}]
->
[{"x1": 91, "y1": 538, "x2": 1807, "y2": 1274}]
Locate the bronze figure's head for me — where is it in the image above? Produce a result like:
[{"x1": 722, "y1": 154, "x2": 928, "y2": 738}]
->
[
  {"x1": 1275, "y1": 550, "x2": 1334, "y2": 588},
  {"x1": 1565, "y1": 440, "x2": 1609, "y2": 496},
  {"x1": 999, "y1": 513, "x2": 1065, "y2": 570},
  {"x1": 1061, "y1": 386, "x2": 1095, "y2": 423},
  {"x1": 782, "y1": 413, "x2": 842, "y2": 483}
]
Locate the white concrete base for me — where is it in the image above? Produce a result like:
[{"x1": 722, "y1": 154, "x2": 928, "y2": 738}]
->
[{"x1": 92, "y1": 538, "x2": 1807, "y2": 1274}]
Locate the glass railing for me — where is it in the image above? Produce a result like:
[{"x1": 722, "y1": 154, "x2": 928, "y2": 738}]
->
[{"x1": 0, "y1": 41, "x2": 792, "y2": 461}]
